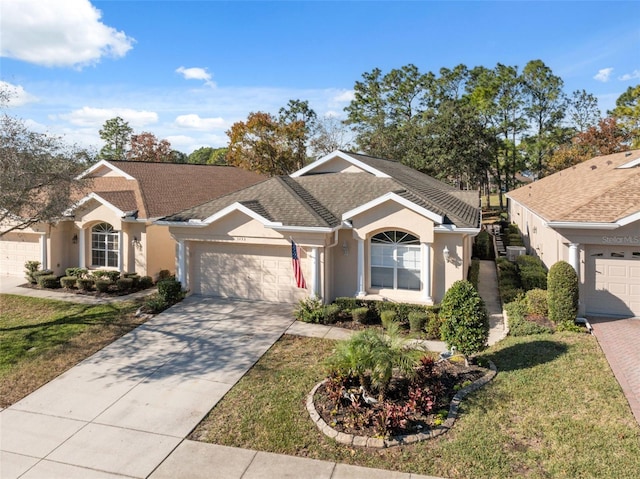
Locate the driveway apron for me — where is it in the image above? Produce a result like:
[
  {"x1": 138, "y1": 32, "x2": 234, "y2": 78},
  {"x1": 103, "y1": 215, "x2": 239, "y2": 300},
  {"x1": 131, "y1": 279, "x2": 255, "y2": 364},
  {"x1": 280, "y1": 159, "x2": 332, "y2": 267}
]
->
[{"x1": 0, "y1": 296, "x2": 295, "y2": 479}]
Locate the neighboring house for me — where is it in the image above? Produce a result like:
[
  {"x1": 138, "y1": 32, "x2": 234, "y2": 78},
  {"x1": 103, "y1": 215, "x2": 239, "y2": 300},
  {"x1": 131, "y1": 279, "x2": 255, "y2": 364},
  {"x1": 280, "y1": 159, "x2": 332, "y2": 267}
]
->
[
  {"x1": 160, "y1": 150, "x2": 481, "y2": 304},
  {"x1": 0, "y1": 161, "x2": 266, "y2": 279},
  {"x1": 507, "y1": 150, "x2": 640, "y2": 318}
]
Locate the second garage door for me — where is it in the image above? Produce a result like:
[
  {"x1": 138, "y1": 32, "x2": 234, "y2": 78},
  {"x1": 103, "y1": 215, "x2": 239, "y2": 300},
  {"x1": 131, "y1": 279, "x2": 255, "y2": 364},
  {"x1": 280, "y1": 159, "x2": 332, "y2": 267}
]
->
[
  {"x1": 0, "y1": 232, "x2": 41, "y2": 276},
  {"x1": 586, "y1": 246, "x2": 640, "y2": 317},
  {"x1": 192, "y1": 242, "x2": 308, "y2": 303}
]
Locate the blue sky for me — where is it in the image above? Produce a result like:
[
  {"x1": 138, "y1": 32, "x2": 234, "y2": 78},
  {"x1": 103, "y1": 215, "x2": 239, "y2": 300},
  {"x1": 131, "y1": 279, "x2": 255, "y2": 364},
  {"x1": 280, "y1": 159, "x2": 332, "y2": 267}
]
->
[{"x1": 1, "y1": 0, "x2": 639, "y2": 154}]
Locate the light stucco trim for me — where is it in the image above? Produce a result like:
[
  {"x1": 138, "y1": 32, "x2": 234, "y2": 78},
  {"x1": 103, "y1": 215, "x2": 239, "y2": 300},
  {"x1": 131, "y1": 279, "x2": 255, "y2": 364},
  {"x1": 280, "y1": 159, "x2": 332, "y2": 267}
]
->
[
  {"x1": 343, "y1": 192, "x2": 444, "y2": 225},
  {"x1": 290, "y1": 150, "x2": 391, "y2": 178},
  {"x1": 77, "y1": 159, "x2": 135, "y2": 180}
]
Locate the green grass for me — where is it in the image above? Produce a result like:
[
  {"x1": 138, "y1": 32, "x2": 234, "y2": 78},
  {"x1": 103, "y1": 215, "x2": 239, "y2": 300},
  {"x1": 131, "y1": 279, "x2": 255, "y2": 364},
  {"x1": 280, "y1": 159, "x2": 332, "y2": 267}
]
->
[
  {"x1": 0, "y1": 294, "x2": 144, "y2": 406},
  {"x1": 192, "y1": 333, "x2": 640, "y2": 478}
]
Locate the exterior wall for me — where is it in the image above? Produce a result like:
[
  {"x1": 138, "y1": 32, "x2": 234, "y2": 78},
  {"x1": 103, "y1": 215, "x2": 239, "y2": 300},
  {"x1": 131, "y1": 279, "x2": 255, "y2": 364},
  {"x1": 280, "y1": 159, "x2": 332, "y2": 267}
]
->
[
  {"x1": 431, "y1": 233, "x2": 468, "y2": 303},
  {"x1": 145, "y1": 224, "x2": 176, "y2": 279},
  {"x1": 330, "y1": 228, "x2": 358, "y2": 299},
  {"x1": 48, "y1": 221, "x2": 75, "y2": 276},
  {"x1": 509, "y1": 198, "x2": 640, "y2": 316}
]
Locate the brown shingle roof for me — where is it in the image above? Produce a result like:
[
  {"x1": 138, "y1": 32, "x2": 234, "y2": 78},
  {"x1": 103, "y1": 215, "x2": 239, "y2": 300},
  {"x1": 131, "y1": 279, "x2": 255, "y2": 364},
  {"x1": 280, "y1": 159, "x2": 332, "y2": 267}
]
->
[
  {"x1": 165, "y1": 152, "x2": 481, "y2": 229},
  {"x1": 78, "y1": 162, "x2": 266, "y2": 219},
  {"x1": 507, "y1": 150, "x2": 640, "y2": 223}
]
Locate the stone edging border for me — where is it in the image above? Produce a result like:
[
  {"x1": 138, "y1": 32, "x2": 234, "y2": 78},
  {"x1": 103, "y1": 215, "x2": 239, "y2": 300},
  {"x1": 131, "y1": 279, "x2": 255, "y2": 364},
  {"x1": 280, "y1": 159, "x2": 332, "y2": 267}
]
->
[{"x1": 306, "y1": 360, "x2": 497, "y2": 448}]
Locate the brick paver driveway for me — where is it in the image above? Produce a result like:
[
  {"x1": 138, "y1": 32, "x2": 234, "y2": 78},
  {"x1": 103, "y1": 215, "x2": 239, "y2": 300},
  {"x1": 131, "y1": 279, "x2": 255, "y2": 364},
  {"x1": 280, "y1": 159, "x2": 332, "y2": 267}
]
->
[{"x1": 588, "y1": 316, "x2": 640, "y2": 425}]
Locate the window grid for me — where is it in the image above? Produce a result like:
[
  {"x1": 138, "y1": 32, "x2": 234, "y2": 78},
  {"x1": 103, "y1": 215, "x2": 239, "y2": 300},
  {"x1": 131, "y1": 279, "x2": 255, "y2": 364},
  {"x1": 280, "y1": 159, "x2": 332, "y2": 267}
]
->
[
  {"x1": 370, "y1": 231, "x2": 421, "y2": 291},
  {"x1": 91, "y1": 223, "x2": 119, "y2": 268}
]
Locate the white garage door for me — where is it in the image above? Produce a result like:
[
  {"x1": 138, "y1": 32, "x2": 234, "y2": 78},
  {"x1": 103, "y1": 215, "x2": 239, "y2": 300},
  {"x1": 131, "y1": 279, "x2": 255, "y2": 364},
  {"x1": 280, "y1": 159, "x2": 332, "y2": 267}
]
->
[
  {"x1": 0, "y1": 232, "x2": 41, "y2": 277},
  {"x1": 192, "y1": 242, "x2": 308, "y2": 303},
  {"x1": 586, "y1": 247, "x2": 640, "y2": 317}
]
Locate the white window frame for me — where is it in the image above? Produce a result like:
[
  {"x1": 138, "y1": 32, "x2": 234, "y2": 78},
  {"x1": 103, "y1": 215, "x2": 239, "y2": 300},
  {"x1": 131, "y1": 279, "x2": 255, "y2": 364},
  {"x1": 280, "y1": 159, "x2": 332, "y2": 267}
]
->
[
  {"x1": 370, "y1": 230, "x2": 421, "y2": 291},
  {"x1": 91, "y1": 222, "x2": 119, "y2": 268}
]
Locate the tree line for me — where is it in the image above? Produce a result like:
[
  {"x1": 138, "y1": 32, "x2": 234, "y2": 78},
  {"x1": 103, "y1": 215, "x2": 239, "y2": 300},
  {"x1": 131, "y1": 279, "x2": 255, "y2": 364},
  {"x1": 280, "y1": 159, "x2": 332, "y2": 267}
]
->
[{"x1": 1, "y1": 61, "x2": 638, "y2": 234}]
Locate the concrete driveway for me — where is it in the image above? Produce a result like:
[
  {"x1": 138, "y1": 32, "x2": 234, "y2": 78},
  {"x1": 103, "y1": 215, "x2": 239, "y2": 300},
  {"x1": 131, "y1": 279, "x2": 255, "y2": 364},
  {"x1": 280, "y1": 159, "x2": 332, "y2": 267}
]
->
[{"x1": 1, "y1": 296, "x2": 296, "y2": 478}]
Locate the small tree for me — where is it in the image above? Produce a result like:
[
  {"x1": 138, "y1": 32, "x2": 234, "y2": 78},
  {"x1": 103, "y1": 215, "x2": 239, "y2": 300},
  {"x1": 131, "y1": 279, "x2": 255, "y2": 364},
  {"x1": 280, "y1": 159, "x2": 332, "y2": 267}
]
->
[
  {"x1": 547, "y1": 261, "x2": 579, "y2": 324},
  {"x1": 440, "y1": 280, "x2": 489, "y2": 361}
]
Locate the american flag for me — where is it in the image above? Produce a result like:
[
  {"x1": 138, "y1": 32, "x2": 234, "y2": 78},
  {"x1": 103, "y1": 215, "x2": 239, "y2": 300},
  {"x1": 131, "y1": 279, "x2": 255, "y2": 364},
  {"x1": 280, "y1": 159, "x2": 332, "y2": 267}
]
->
[{"x1": 291, "y1": 240, "x2": 307, "y2": 289}]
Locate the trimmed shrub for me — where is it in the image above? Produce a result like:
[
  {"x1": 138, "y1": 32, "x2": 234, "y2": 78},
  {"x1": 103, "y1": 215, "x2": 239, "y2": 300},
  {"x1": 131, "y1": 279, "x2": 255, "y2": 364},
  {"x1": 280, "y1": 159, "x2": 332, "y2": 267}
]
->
[
  {"x1": 425, "y1": 311, "x2": 443, "y2": 340},
  {"x1": 77, "y1": 278, "x2": 94, "y2": 291},
  {"x1": 323, "y1": 304, "x2": 341, "y2": 324},
  {"x1": 408, "y1": 311, "x2": 428, "y2": 334},
  {"x1": 526, "y1": 288, "x2": 548, "y2": 316},
  {"x1": 517, "y1": 255, "x2": 548, "y2": 291},
  {"x1": 65, "y1": 267, "x2": 88, "y2": 278},
  {"x1": 295, "y1": 297, "x2": 323, "y2": 323},
  {"x1": 95, "y1": 280, "x2": 112, "y2": 293},
  {"x1": 38, "y1": 275, "x2": 59, "y2": 289},
  {"x1": 351, "y1": 307, "x2": 369, "y2": 324},
  {"x1": 116, "y1": 277, "x2": 134, "y2": 292},
  {"x1": 92, "y1": 270, "x2": 120, "y2": 282},
  {"x1": 156, "y1": 269, "x2": 173, "y2": 282},
  {"x1": 468, "y1": 259, "x2": 480, "y2": 290},
  {"x1": 439, "y1": 280, "x2": 489, "y2": 356},
  {"x1": 334, "y1": 297, "x2": 359, "y2": 312},
  {"x1": 33, "y1": 269, "x2": 53, "y2": 285},
  {"x1": 139, "y1": 275, "x2": 153, "y2": 289},
  {"x1": 473, "y1": 230, "x2": 494, "y2": 260},
  {"x1": 157, "y1": 279, "x2": 183, "y2": 304},
  {"x1": 60, "y1": 276, "x2": 77, "y2": 289},
  {"x1": 547, "y1": 261, "x2": 579, "y2": 324},
  {"x1": 123, "y1": 273, "x2": 140, "y2": 289},
  {"x1": 380, "y1": 310, "x2": 397, "y2": 330},
  {"x1": 24, "y1": 261, "x2": 41, "y2": 284}
]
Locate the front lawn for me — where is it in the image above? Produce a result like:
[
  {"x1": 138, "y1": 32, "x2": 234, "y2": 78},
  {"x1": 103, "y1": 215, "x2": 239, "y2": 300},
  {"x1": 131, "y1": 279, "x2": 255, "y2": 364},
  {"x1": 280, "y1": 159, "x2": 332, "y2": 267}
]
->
[
  {"x1": 0, "y1": 294, "x2": 146, "y2": 407},
  {"x1": 191, "y1": 333, "x2": 640, "y2": 479}
]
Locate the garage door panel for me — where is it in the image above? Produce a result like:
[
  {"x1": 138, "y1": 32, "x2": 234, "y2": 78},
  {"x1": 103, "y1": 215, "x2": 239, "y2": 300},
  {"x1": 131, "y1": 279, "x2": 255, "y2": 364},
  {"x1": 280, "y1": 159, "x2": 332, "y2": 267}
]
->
[
  {"x1": 0, "y1": 233, "x2": 41, "y2": 276},
  {"x1": 586, "y1": 247, "x2": 640, "y2": 316},
  {"x1": 193, "y1": 243, "x2": 306, "y2": 303}
]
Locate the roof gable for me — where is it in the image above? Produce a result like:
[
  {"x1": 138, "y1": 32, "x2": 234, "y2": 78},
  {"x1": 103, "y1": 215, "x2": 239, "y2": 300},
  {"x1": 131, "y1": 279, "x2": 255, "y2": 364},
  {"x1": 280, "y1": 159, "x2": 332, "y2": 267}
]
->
[{"x1": 291, "y1": 150, "x2": 391, "y2": 178}]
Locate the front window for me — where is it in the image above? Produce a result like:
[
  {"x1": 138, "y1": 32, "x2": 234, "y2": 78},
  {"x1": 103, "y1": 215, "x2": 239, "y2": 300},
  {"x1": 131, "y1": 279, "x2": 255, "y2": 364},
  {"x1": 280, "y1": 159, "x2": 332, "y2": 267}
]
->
[
  {"x1": 91, "y1": 223, "x2": 119, "y2": 268},
  {"x1": 370, "y1": 231, "x2": 421, "y2": 290}
]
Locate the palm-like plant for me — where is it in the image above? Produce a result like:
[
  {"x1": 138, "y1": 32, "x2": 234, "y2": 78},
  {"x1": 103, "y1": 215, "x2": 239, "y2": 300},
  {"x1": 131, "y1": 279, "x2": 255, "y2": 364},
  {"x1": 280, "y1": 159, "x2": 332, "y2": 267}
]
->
[{"x1": 325, "y1": 321, "x2": 424, "y2": 401}]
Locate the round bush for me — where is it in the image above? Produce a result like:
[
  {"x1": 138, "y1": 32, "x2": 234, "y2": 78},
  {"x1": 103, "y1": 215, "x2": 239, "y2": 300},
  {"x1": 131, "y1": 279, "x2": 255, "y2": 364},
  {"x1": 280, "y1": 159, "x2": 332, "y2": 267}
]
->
[
  {"x1": 60, "y1": 276, "x2": 77, "y2": 289},
  {"x1": 139, "y1": 276, "x2": 153, "y2": 289},
  {"x1": 38, "y1": 275, "x2": 59, "y2": 289},
  {"x1": 77, "y1": 278, "x2": 94, "y2": 291},
  {"x1": 116, "y1": 277, "x2": 134, "y2": 292},
  {"x1": 547, "y1": 261, "x2": 579, "y2": 324},
  {"x1": 124, "y1": 273, "x2": 140, "y2": 289},
  {"x1": 439, "y1": 280, "x2": 489, "y2": 356},
  {"x1": 95, "y1": 280, "x2": 112, "y2": 293},
  {"x1": 526, "y1": 288, "x2": 548, "y2": 316},
  {"x1": 408, "y1": 311, "x2": 428, "y2": 334},
  {"x1": 157, "y1": 279, "x2": 183, "y2": 304}
]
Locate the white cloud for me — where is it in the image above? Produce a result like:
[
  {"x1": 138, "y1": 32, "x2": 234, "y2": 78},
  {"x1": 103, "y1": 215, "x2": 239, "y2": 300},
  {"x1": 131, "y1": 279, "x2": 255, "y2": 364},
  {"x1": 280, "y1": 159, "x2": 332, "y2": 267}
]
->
[
  {"x1": 618, "y1": 69, "x2": 640, "y2": 81},
  {"x1": 594, "y1": 67, "x2": 614, "y2": 82},
  {"x1": 57, "y1": 106, "x2": 158, "y2": 128},
  {"x1": 0, "y1": 0, "x2": 134, "y2": 68},
  {"x1": 332, "y1": 90, "x2": 355, "y2": 103},
  {"x1": 174, "y1": 114, "x2": 226, "y2": 130},
  {"x1": 176, "y1": 66, "x2": 216, "y2": 87},
  {"x1": 0, "y1": 81, "x2": 37, "y2": 106}
]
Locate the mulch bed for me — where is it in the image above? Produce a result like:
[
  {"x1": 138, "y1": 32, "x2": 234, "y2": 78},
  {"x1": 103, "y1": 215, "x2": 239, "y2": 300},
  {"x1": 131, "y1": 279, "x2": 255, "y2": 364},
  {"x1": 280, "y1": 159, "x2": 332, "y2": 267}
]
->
[{"x1": 313, "y1": 359, "x2": 488, "y2": 438}]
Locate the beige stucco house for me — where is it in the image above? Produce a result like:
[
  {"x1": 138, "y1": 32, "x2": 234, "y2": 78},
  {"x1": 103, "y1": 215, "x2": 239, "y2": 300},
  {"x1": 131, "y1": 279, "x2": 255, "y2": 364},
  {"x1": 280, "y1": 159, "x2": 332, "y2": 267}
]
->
[
  {"x1": 0, "y1": 161, "x2": 265, "y2": 279},
  {"x1": 161, "y1": 150, "x2": 481, "y2": 304},
  {"x1": 507, "y1": 150, "x2": 640, "y2": 318}
]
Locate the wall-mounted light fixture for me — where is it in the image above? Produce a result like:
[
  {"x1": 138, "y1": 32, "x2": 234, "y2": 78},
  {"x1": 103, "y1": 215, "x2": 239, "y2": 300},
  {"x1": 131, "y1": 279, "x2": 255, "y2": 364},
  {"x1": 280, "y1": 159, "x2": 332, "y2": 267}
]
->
[
  {"x1": 443, "y1": 245, "x2": 450, "y2": 263},
  {"x1": 72, "y1": 234, "x2": 78, "y2": 244},
  {"x1": 342, "y1": 240, "x2": 349, "y2": 256},
  {"x1": 132, "y1": 235, "x2": 140, "y2": 247}
]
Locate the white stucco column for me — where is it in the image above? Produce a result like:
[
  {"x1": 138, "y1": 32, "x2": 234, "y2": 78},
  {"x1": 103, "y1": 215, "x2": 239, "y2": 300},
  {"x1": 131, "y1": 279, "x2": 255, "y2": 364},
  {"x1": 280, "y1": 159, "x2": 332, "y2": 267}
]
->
[
  {"x1": 421, "y1": 242, "x2": 432, "y2": 303},
  {"x1": 568, "y1": 243, "x2": 580, "y2": 280},
  {"x1": 309, "y1": 247, "x2": 319, "y2": 299},
  {"x1": 176, "y1": 240, "x2": 186, "y2": 286},
  {"x1": 356, "y1": 238, "x2": 366, "y2": 297},
  {"x1": 118, "y1": 231, "x2": 124, "y2": 272},
  {"x1": 78, "y1": 228, "x2": 85, "y2": 268},
  {"x1": 39, "y1": 234, "x2": 47, "y2": 270}
]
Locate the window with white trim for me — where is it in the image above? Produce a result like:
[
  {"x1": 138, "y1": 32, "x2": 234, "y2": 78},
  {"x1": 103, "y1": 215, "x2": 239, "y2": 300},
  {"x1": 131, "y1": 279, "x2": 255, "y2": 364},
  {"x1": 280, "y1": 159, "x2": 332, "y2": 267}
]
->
[
  {"x1": 91, "y1": 223, "x2": 119, "y2": 268},
  {"x1": 370, "y1": 231, "x2": 421, "y2": 290}
]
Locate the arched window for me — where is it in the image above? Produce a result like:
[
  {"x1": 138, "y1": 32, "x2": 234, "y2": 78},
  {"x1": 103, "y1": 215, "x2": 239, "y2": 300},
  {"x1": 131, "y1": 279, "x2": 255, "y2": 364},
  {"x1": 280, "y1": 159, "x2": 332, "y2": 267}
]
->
[
  {"x1": 370, "y1": 231, "x2": 421, "y2": 290},
  {"x1": 91, "y1": 223, "x2": 119, "y2": 268}
]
